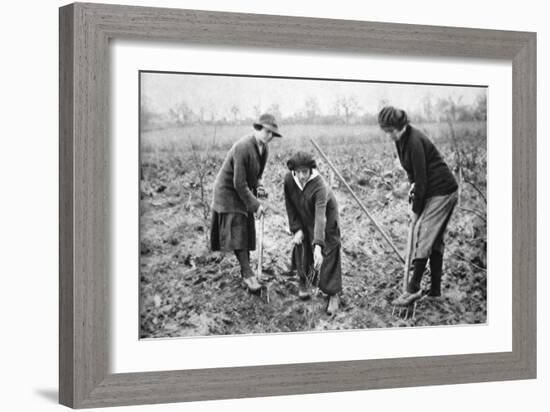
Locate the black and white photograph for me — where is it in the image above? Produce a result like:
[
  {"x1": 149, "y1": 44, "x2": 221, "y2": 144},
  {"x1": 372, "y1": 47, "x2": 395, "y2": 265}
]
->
[
  {"x1": 139, "y1": 71, "x2": 488, "y2": 338},
  {"x1": 2, "y1": 0, "x2": 546, "y2": 409}
]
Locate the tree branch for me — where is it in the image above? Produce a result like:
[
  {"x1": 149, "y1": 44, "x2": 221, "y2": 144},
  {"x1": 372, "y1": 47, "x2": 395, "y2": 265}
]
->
[
  {"x1": 449, "y1": 252, "x2": 487, "y2": 273},
  {"x1": 458, "y1": 206, "x2": 487, "y2": 223},
  {"x1": 463, "y1": 178, "x2": 487, "y2": 204}
]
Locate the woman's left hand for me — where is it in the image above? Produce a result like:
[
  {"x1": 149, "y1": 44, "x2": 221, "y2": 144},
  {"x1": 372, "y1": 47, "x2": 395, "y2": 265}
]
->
[
  {"x1": 313, "y1": 245, "x2": 324, "y2": 271},
  {"x1": 255, "y1": 204, "x2": 266, "y2": 219},
  {"x1": 257, "y1": 185, "x2": 268, "y2": 200}
]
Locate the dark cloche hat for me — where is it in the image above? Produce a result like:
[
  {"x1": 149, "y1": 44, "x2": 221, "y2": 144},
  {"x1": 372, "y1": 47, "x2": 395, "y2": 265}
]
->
[
  {"x1": 378, "y1": 106, "x2": 409, "y2": 130},
  {"x1": 253, "y1": 113, "x2": 282, "y2": 137},
  {"x1": 287, "y1": 151, "x2": 317, "y2": 171}
]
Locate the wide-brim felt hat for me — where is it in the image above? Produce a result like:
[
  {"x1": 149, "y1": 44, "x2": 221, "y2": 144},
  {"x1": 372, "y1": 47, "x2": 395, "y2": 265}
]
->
[{"x1": 253, "y1": 113, "x2": 282, "y2": 137}]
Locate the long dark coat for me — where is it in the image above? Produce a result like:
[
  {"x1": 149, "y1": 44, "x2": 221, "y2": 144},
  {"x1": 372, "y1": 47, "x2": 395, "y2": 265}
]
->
[{"x1": 283, "y1": 172, "x2": 342, "y2": 296}]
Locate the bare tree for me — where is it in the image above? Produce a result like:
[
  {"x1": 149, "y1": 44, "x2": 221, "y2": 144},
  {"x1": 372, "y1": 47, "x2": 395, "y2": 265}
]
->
[
  {"x1": 209, "y1": 109, "x2": 217, "y2": 123},
  {"x1": 169, "y1": 101, "x2": 195, "y2": 126},
  {"x1": 303, "y1": 96, "x2": 321, "y2": 121},
  {"x1": 140, "y1": 96, "x2": 158, "y2": 130},
  {"x1": 474, "y1": 93, "x2": 487, "y2": 121},
  {"x1": 198, "y1": 106, "x2": 206, "y2": 123},
  {"x1": 230, "y1": 104, "x2": 240, "y2": 123},
  {"x1": 438, "y1": 96, "x2": 486, "y2": 223},
  {"x1": 335, "y1": 96, "x2": 360, "y2": 124},
  {"x1": 253, "y1": 103, "x2": 262, "y2": 119},
  {"x1": 422, "y1": 93, "x2": 434, "y2": 122},
  {"x1": 188, "y1": 143, "x2": 213, "y2": 247},
  {"x1": 266, "y1": 103, "x2": 282, "y2": 121}
]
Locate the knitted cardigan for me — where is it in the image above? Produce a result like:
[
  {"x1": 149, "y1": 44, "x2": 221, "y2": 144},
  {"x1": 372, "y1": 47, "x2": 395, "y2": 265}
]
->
[{"x1": 211, "y1": 135, "x2": 268, "y2": 215}]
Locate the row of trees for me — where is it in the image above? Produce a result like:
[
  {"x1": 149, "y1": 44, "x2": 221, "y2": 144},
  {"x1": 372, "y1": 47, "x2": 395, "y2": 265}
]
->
[{"x1": 141, "y1": 94, "x2": 487, "y2": 130}]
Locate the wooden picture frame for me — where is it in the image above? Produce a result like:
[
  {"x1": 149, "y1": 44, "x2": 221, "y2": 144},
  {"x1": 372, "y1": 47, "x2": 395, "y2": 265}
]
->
[{"x1": 59, "y1": 2, "x2": 536, "y2": 408}]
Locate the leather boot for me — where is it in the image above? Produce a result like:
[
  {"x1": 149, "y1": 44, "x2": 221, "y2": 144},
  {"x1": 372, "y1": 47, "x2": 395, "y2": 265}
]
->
[
  {"x1": 235, "y1": 250, "x2": 262, "y2": 292},
  {"x1": 407, "y1": 258, "x2": 427, "y2": 293},
  {"x1": 327, "y1": 294, "x2": 340, "y2": 315},
  {"x1": 429, "y1": 251, "x2": 443, "y2": 297}
]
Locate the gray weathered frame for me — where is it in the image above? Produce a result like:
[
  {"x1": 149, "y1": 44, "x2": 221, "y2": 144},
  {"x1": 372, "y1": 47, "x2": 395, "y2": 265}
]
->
[{"x1": 59, "y1": 2, "x2": 536, "y2": 409}]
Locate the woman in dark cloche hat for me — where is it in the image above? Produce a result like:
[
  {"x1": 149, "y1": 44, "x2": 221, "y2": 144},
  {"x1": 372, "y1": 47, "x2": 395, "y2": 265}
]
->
[
  {"x1": 378, "y1": 106, "x2": 458, "y2": 306},
  {"x1": 283, "y1": 151, "x2": 342, "y2": 315}
]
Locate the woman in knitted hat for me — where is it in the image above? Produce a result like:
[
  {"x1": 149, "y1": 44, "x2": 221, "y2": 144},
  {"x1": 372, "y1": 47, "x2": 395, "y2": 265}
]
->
[
  {"x1": 210, "y1": 113, "x2": 281, "y2": 292},
  {"x1": 378, "y1": 106, "x2": 458, "y2": 306},
  {"x1": 283, "y1": 151, "x2": 342, "y2": 315}
]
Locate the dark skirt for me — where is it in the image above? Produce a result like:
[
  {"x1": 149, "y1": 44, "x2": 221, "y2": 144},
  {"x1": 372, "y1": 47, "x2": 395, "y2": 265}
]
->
[
  {"x1": 291, "y1": 241, "x2": 342, "y2": 296},
  {"x1": 210, "y1": 211, "x2": 256, "y2": 252}
]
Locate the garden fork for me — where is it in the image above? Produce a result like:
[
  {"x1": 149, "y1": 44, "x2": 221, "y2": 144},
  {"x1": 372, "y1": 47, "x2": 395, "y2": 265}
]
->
[
  {"x1": 298, "y1": 243, "x2": 318, "y2": 292},
  {"x1": 391, "y1": 221, "x2": 419, "y2": 319},
  {"x1": 257, "y1": 213, "x2": 271, "y2": 304}
]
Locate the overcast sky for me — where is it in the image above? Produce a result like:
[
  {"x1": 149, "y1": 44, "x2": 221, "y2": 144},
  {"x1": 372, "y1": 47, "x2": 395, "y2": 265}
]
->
[{"x1": 141, "y1": 71, "x2": 485, "y2": 120}]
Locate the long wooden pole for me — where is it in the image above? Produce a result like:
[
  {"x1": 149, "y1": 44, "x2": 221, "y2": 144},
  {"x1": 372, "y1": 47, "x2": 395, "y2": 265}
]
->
[{"x1": 310, "y1": 138, "x2": 405, "y2": 264}]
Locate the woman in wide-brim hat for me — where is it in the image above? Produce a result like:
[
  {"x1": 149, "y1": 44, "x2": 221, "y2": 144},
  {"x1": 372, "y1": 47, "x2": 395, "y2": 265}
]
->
[
  {"x1": 253, "y1": 113, "x2": 282, "y2": 138},
  {"x1": 210, "y1": 113, "x2": 281, "y2": 292},
  {"x1": 283, "y1": 151, "x2": 342, "y2": 315},
  {"x1": 378, "y1": 106, "x2": 458, "y2": 306}
]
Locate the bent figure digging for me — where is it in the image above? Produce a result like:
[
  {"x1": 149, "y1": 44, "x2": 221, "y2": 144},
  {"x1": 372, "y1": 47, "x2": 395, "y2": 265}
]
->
[
  {"x1": 284, "y1": 151, "x2": 342, "y2": 315},
  {"x1": 210, "y1": 113, "x2": 282, "y2": 292},
  {"x1": 378, "y1": 106, "x2": 458, "y2": 306}
]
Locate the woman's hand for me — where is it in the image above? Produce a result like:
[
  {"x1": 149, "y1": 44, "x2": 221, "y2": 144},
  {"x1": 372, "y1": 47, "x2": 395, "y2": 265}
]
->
[
  {"x1": 408, "y1": 183, "x2": 415, "y2": 204},
  {"x1": 257, "y1": 185, "x2": 268, "y2": 200},
  {"x1": 313, "y1": 245, "x2": 324, "y2": 271},
  {"x1": 255, "y1": 204, "x2": 266, "y2": 219},
  {"x1": 292, "y1": 229, "x2": 304, "y2": 245}
]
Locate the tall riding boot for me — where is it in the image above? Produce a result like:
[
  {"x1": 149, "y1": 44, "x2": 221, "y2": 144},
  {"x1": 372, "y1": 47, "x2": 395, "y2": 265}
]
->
[
  {"x1": 234, "y1": 250, "x2": 251, "y2": 275},
  {"x1": 407, "y1": 258, "x2": 427, "y2": 294},
  {"x1": 429, "y1": 250, "x2": 443, "y2": 297},
  {"x1": 392, "y1": 258, "x2": 427, "y2": 306}
]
